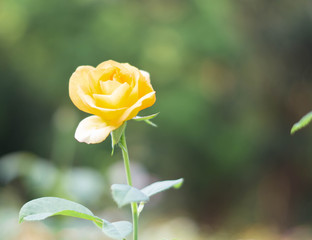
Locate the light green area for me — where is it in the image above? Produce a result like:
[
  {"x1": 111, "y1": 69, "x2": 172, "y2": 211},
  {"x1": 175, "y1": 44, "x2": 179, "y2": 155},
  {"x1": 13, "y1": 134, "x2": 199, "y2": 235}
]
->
[{"x1": 291, "y1": 111, "x2": 312, "y2": 134}]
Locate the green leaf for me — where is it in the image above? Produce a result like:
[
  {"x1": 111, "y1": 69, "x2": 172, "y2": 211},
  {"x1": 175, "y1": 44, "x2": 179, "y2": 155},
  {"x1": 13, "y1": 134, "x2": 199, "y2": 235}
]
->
[
  {"x1": 144, "y1": 119, "x2": 157, "y2": 127},
  {"x1": 291, "y1": 111, "x2": 312, "y2": 134},
  {"x1": 111, "y1": 122, "x2": 127, "y2": 155},
  {"x1": 132, "y1": 113, "x2": 159, "y2": 121},
  {"x1": 138, "y1": 179, "x2": 184, "y2": 216},
  {"x1": 133, "y1": 113, "x2": 159, "y2": 127},
  {"x1": 141, "y1": 178, "x2": 184, "y2": 197},
  {"x1": 19, "y1": 197, "x2": 102, "y2": 227},
  {"x1": 19, "y1": 197, "x2": 133, "y2": 240},
  {"x1": 111, "y1": 184, "x2": 149, "y2": 208},
  {"x1": 102, "y1": 220, "x2": 132, "y2": 240}
]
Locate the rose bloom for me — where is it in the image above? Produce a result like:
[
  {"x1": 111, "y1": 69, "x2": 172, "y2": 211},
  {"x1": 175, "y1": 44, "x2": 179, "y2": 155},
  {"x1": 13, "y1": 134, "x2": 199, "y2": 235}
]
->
[{"x1": 69, "y1": 60, "x2": 156, "y2": 144}]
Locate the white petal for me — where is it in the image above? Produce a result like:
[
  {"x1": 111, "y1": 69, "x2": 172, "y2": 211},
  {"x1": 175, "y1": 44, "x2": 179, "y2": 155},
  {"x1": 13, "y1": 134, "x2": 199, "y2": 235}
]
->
[{"x1": 75, "y1": 115, "x2": 118, "y2": 144}]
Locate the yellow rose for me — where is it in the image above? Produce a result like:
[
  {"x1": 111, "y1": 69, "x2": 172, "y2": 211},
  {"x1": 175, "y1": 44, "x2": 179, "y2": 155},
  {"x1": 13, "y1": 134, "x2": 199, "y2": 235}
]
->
[{"x1": 69, "y1": 60, "x2": 156, "y2": 144}]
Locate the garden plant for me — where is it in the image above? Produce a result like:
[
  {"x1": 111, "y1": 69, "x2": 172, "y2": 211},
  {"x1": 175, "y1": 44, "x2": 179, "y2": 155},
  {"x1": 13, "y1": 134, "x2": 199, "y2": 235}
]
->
[{"x1": 18, "y1": 60, "x2": 183, "y2": 240}]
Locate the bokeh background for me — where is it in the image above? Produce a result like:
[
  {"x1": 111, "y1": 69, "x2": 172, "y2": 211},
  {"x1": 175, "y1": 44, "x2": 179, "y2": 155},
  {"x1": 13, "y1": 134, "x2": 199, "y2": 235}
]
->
[{"x1": 1, "y1": 0, "x2": 312, "y2": 239}]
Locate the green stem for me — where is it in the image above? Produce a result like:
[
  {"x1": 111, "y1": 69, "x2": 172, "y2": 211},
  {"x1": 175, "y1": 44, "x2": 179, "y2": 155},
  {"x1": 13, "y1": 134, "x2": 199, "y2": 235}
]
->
[{"x1": 119, "y1": 129, "x2": 139, "y2": 240}]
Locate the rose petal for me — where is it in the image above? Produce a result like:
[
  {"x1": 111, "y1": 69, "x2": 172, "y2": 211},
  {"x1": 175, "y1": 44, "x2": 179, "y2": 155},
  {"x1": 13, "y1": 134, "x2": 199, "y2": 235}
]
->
[
  {"x1": 96, "y1": 60, "x2": 120, "y2": 70},
  {"x1": 69, "y1": 66, "x2": 96, "y2": 114},
  {"x1": 93, "y1": 82, "x2": 131, "y2": 108},
  {"x1": 70, "y1": 61, "x2": 156, "y2": 138},
  {"x1": 100, "y1": 80, "x2": 122, "y2": 95},
  {"x1": 138, "y1": 70, "x2": 155, "y2": 99},
  {"x1": 140, "y1": 70, "x2": 150, "y2": 80},
  {"x1": 119, "y1": 91, "x2": 156, "y2": 123},
  {"x1": 77, "y1": 87, "x2": 127, "y2": 120},
  {"x1": 137, "y1": 90, "x2": 156, "y2": 112},
  {"x1": 97, "y1": 61, "x2": 134, "y2": 85},
  {"x1": 75, "y1": 115, "x2": 119, "y2": 144},
  {"x1": 127, "y1": 70, "x2": 153, "y2": 103}
]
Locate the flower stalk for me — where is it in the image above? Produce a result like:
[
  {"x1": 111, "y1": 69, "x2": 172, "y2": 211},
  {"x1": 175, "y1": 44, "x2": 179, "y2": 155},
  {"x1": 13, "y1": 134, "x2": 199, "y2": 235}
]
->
[
  {"x1": 18, "y1": 60, "x2": 183, "y2": 240},
  {"x1": 119, "y1": 127, "x2": 139, "y2": 240}
]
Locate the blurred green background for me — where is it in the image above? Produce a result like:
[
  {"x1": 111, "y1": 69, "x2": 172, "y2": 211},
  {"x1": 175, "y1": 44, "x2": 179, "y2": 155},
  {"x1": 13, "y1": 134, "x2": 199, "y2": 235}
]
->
[{"x1": 1, "y1": 0, "x2": 312, "y2": 239}]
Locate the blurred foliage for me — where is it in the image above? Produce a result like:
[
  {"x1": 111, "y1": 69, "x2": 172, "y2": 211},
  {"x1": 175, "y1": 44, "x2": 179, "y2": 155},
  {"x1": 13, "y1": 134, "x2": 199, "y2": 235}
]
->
[{"x1": 1, "y1": 0, "x2": 312, "y2": 239}]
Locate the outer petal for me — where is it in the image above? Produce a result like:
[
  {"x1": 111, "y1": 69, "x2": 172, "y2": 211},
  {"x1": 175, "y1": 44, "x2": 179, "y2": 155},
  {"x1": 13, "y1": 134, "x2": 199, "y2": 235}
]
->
[
  {"x1": 138, "y1": 91, "x2": 156, "y2": 112},
  {"x1": 69, "y1": 66, "x2": 96, "y2": 114},
  {"x1": 96, "y1": 60, "x2": 121, "y2": 70},
  {"x1": 137, "y1": 70, "x2": 155, "y2": 99},
  {"x1": 140, "y1": 70, "x2": 150, "y2": 80},
  {"x1": 119, "y1": 91, "x2": 156, "y2": 123},
  {"x1": 75, "y1": 115, "x2": 119, "y2": 144}
]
